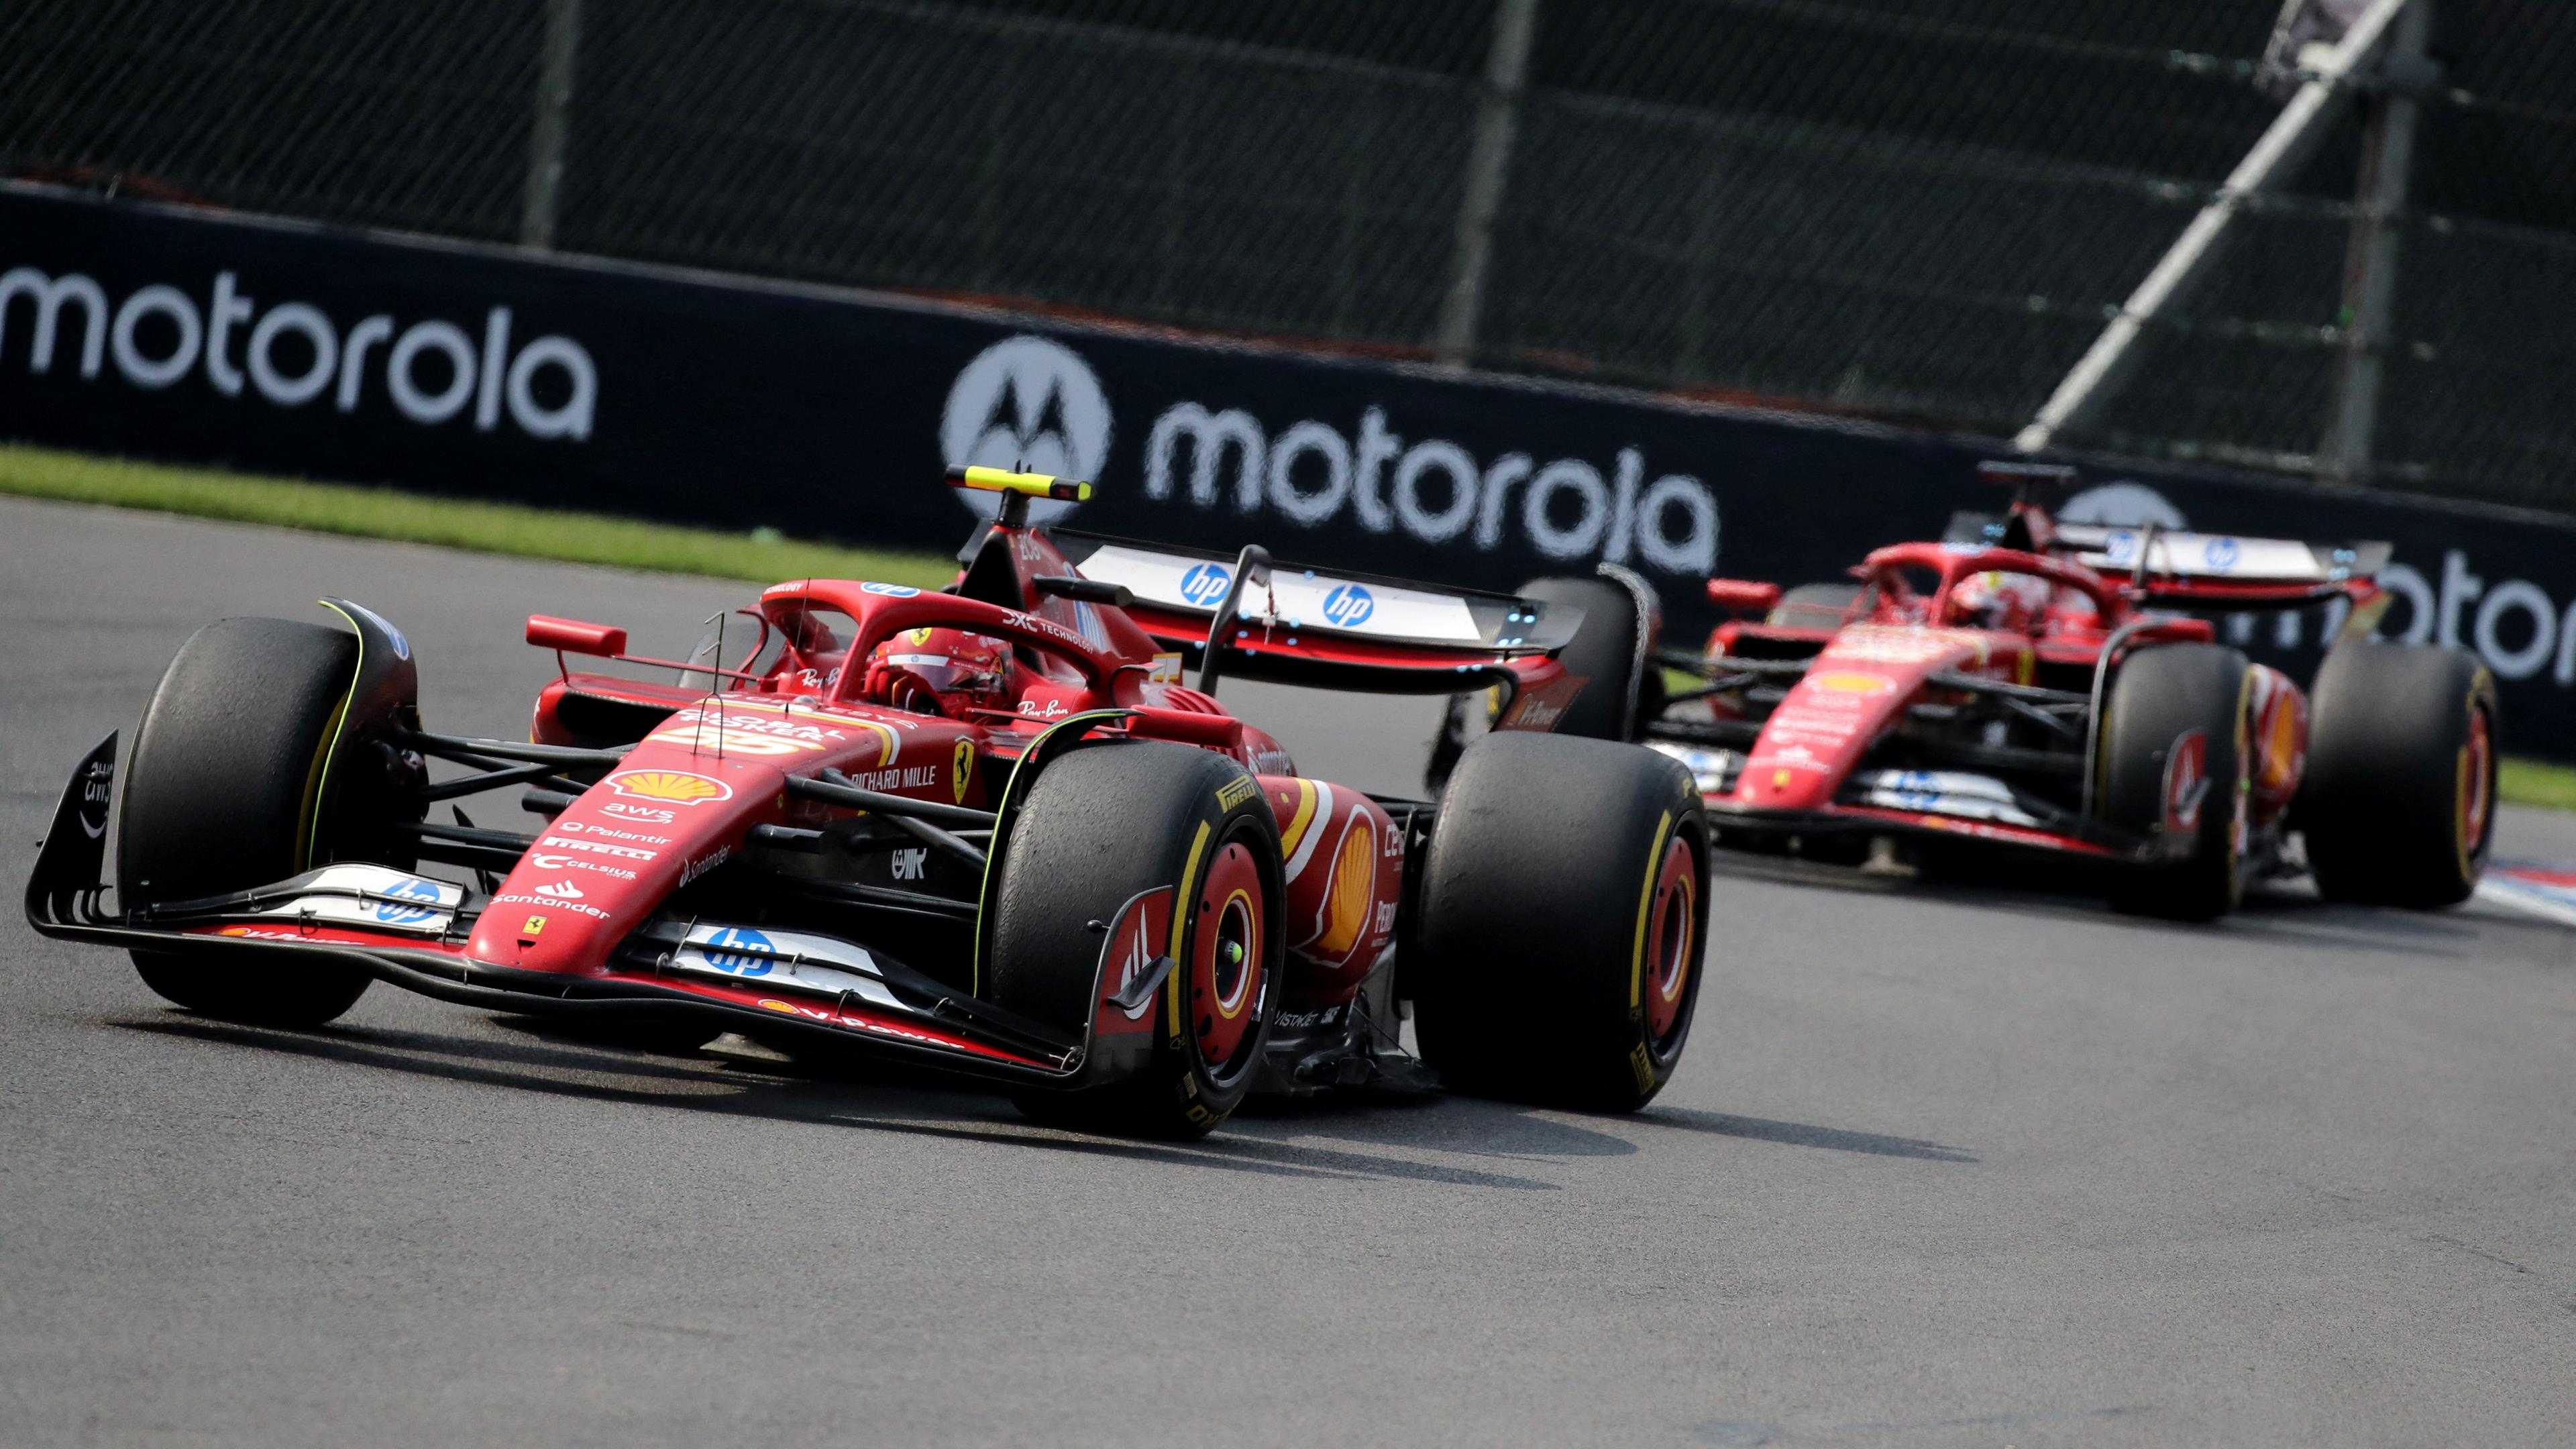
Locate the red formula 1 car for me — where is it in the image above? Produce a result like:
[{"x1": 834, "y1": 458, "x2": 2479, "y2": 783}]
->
[
  {"x1": 28, "y1": 466, "x2": 1708, "y2": 1137},
  {"x1": 1458, "y1": 464, "x2": 2498, "y2": 921}
]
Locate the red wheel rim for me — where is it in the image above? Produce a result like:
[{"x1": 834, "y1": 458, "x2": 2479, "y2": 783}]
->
[
  {"x1": 1189, "y1": 839, "x2": 1265, "y2": 1069},
  {"x1": 1642, "y1": 834, "x2": 1698, "y2": 1047},
  {"x1": 2459, "y1": 705, "x2": 2494, "y2": 859}
]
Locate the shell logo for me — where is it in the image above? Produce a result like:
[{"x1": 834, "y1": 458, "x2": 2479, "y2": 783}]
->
[
  {"x1": 606, "y1": 769, "x2": 735, "y2": 806},
  {"x1": 1807, "y1": 671, "x2": 1896, "y2": 696},
  {"x1": 1312, "y1": 818, "x2": 1377, "y2": 959}
]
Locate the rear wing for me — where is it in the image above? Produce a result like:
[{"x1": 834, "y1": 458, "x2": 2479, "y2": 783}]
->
[
  {"x1": 2049, "y1": 524, "x2": 2391, "y2": 604},
  {"x1": 1051, "y1": 529, "x2": 1581, "y2": 692}
]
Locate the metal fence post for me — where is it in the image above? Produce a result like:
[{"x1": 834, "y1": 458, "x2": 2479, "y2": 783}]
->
[
  {"x1": 520, "y1": 0, "x2": 584, "y2": 250},
  {"x1": 2318, "y1": 0, "x2": 2431, "y2": 484},
  {"x1": 2014, "y1": 0, "x2": 2418, "y2": 455},
  {"x1": 1434, "y1": 0, "x2": 1540, "y2": 367}
]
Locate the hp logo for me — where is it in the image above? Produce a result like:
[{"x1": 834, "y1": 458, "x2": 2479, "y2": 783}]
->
[
  {"x1": 702, "y1": 926, "x2": 775, "y2": 976},
  {"x1": 374, "y1": 877, "x2": 443, "y2": 925},
  {"x1": 1321, "y1": 584, "x2": 1374, "y2": 627},
  {"x1": 1178, "y1": 564, "x2": 1232, "y2": 606},
  {"x1": 2202, "y1": 537, "x2": 2241, "y2": 570}
]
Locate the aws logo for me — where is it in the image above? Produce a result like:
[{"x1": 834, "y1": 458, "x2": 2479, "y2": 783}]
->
[{"x1": 940, "y1": 334, "x2": 1112, "y2": 526}]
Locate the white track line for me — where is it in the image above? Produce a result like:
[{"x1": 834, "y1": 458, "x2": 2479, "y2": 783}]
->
[{"x1": 2475, "y1": 878, "x2": 2576, "y2": 929}]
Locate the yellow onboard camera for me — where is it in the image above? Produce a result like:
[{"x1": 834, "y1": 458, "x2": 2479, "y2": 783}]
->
[{"x1": 945, "y1": 464, "x2": 1093, "y2": 503}]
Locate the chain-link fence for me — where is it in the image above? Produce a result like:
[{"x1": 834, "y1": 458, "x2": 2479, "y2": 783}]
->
[{"x1": 7, "y1": 0, "x2": 2573, "y2": 511}]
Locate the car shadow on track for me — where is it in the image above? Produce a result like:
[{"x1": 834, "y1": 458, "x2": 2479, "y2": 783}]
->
[
  {"x1": 115, "y1": 1014, "x2": 1566, "y2": 1191},
  {"x1": 1709, "y1": 847, "x2": 2500, "y2": 955},
  {"x1": 1626, "y1": 1106, "x2": 1978, "y2": 1163},
  {"x1": 1232, "y1": 1090, "x2": 1643, "y2": 1165}
]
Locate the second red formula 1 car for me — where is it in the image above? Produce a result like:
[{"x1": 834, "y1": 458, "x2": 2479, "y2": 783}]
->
[
  {"x1": 28, "y1": 466, "x2": 1709, "y2": 1137},
  {"x1": 1460, "y1": 463, "x2": 2498, "y2": 921}
]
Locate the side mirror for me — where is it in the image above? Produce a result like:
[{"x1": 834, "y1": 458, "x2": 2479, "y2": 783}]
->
[
  {"x1": 1705, "y1": 579, "x2": 1782, "y2": 615},
  {"x1": 527, "y1": 614, "x2": 628, "y2": 657}
]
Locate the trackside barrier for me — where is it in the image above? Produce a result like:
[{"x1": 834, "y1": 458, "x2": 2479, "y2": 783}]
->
[{"x1": 2, "y1": 182, "x2": 2571, "y2": 758}]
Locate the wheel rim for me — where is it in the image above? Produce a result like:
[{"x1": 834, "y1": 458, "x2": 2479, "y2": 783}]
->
[
  {"x1": 1189, "y1": 837, "x2": 1267, "y2": 1072},
  {"x1": 2459, "y1": 704, "x2": 2495, "y2": 862},
  {"x1": 1643, "y1": 834, "x2": 1699, "y2": 1049}
]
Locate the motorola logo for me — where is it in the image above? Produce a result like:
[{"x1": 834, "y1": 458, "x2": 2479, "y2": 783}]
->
[{"x1": 939, "y1": 333, "x2": 1113, "y2": 524}]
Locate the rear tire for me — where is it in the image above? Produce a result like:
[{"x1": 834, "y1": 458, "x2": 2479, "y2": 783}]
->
[
  {"x1": 2300, "y1": 643, "x2": 2498, "y2": 908},
  {"x1": 1409, "y1": 732, "x2": 1708, "y2": 1111},
  {"x1": 989, "y1": 742, "x2": 1283, "y2": 1139},
  {"x1": 119, "y1": 618, "x2": 374, "y2": 1026},
  {"x1": 2098, "y1": 643, "x2": 2251, "y2": 922}
]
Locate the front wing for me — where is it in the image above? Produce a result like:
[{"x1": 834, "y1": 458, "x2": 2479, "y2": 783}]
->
[{"x1": 25, "y1": 735, "x2": 1159, "y2": 1090}]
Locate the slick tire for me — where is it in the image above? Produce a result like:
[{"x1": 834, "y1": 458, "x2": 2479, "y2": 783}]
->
[
  {"x1": 119, "y1": 617, "x2": 374, "y2": 1026},
  {"x1": 1409, "y1": 732, "x2": 1708, "y2": 1112},
  {"x1": 989, "y1": 741, "x2": 1284, "y2": 1140},
  {"x1": 2300, "y1": 642, "x2": 2498, "y2": 908},
  {"x1": 2098, "y1": 643, "x2": 2251, "y2": 922},
  {"x1": 1426, "y1": 574, "x2": 1660, "y2": 793},
  {"x1": 1766, "y1": 582, "x2": 1864, "y2": 632}
]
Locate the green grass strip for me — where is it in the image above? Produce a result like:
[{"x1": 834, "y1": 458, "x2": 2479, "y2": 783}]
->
[
  {"x1": 2500, "y1": 756, "x2": 2576, "y2": 812},
  {"x1": 0, "y1": 441, "x2": 954, "y2": 588}
]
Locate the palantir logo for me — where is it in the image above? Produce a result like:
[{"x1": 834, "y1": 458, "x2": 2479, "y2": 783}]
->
[
  {"x1": 1178, "y1": 563, "x2": 1232, "y2": 606},
  {"x1": 1321, "y1": 583, "x2": 1373, "y2": 627},
  {"x1": 940, "y1": 333, "x2": 1113, "y2": 524}
]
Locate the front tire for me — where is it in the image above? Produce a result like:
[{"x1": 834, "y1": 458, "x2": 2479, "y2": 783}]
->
[
  {"x1": 987, "y1": 741, "x2": 1284, "y2": 1139},
  {"x1": 2098, "y1": 643, "x2": 2251, "y2": 922},
  {"x1": 119, "y1": 617, "x2": 374, "y2": 1026},
  {"x1": 1409, "y1": 732, "x2": 1708, "y2": 1111},
  {"x1": 2300, "y1": 642, "x2": 2498, "y2": 908}
]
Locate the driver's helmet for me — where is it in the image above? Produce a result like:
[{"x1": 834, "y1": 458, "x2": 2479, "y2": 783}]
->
[
  {"x1": 1953, "y1": 570, "x2": 2052, "y2": 631},
  {"x1": 862, "y1": 627, "x2": 1012, "y2": 716}
]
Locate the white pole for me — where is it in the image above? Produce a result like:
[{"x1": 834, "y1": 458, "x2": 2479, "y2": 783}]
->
[
  {"x1": 2015, "y1": 0, "x2": 2419, "y2": 455},
  {"x1": 1434, "y1": 0, "x2": 1541, "y2": 367}
]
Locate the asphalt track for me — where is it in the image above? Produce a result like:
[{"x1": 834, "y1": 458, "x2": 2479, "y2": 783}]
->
[{"x1": 4, "y1": 495, "x2": 2573, "y2": 1448}]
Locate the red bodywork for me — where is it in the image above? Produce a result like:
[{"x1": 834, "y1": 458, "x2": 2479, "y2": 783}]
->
[
  {"x1": 35, "y1": 511, "x2": 1588, "y2": 1086},
  {"x1": 1667, "y1": 505, "x2": 2381, "y2": 862}
]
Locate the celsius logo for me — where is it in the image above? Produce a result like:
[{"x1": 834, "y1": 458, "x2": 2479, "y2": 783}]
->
[
  {"x1": 940, "y1": 333, "x2": 1112, "y2": 525},
  {"x1": 1321, "y1": 584, "x2": 1373, "y2": 627},
  {"x1": 0, "y1": 266, "x2": 595, "y2": 441},
  {"x1": 1177, "y1": 563, "x2": 1232, "y2": 606}
]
